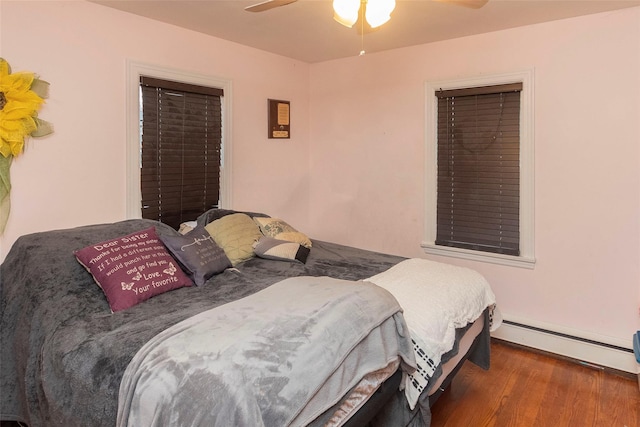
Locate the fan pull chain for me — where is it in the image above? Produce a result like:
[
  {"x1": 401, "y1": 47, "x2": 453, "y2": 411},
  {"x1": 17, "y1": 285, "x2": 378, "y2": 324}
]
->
[{"x1": 359, "y1": 2, "x2": 366, "y2": 56}]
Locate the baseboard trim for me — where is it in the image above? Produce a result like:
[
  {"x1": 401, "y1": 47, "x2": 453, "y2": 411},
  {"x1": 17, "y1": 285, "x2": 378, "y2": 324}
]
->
[{"x1": 491, "y1": 318, "x2": 636, "y2": 373}]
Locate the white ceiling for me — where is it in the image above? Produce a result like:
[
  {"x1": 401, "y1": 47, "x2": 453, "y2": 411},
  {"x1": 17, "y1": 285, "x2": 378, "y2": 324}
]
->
[{"x1": 90, "y1": 0, "x2": 640, "y2": 63}]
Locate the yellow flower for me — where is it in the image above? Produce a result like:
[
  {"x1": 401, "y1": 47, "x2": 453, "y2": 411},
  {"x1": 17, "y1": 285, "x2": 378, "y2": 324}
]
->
[{"x1": 0, "y1": 58, "x2": 45, "y2": 157}]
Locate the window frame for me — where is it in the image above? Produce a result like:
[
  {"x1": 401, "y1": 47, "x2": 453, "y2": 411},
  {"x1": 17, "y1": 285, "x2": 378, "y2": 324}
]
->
[
  {"x1": 126, "y1": 60, "x2": 233, "y2": 220},
  {"x1": 423, "y1": 70, "x2": 535, "y2": 269}
]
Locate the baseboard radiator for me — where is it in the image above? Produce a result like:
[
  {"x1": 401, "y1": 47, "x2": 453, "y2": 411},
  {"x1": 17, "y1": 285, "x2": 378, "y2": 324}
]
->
[{"x1": 491, "y1": 318, "x2": 636, "y2": 374}]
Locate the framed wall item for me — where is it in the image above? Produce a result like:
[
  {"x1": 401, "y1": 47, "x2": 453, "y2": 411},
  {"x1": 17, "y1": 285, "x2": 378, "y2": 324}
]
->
[{"x1": 268, "y1": 99, "x2": 290, "y2": 139}]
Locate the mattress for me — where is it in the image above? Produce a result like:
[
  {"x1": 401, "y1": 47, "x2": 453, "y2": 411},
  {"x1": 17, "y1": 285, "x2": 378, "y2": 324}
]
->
[{"x1": 428, "y1": 314, "x2": 485, "y2": 397}]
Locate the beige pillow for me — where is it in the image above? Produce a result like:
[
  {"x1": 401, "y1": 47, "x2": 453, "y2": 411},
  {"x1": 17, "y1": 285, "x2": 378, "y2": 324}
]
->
[
  {"x1": 205, "y1": 213, "x2": 263, "y2": 266},
  {"x1": 253, "y1": 217, "x2": 312, "y2": 248}
]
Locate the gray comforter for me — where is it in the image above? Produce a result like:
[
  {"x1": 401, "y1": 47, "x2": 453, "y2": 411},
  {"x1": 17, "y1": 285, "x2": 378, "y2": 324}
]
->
[
  {"x1": 0, "y1": 214, "x2": 412, "y2": 427},
  {"x1": 117, "y1": 276, "x2": 415, "y2": 427}
]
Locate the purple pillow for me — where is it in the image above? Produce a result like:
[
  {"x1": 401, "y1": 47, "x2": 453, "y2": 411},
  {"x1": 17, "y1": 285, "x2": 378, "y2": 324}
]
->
[
  {"x1": 159, "y1": 226, "x2": 232, "y2": 286},
  {"x1": 74, "y1": 227, "x2": 193, "y2": 312}
]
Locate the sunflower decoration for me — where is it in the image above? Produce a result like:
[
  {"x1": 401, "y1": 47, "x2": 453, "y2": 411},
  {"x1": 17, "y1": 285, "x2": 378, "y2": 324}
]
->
[{"x1": 0, "y1": 58, "x2": 53, "y2": 234}]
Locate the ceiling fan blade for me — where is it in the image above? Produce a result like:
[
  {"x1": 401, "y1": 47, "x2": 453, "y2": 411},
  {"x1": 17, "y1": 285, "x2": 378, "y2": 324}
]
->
[
  {"x1": 244, "y1": 0, "x2": 297, "y2": 13},
  {"x1": 438, "y1": 0, "x2": 489, "y2": 9}
]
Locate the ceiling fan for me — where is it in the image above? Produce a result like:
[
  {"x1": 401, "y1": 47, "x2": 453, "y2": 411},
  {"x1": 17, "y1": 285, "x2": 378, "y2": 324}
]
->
[
  {"x1": 244, "y1": 0, "x2": 489, "y2": 14},
  {"x1": 245, "y1": 0, "x2": 488, "y2": 37},
  {"x1": 245, "y1": 0, "x2": 489, "y2": 54}
]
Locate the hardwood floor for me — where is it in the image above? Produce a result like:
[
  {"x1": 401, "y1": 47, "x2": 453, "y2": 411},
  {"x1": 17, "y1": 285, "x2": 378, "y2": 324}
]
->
[{"x1": 430, "y1": 339, "x2": 640, "y2": 427}]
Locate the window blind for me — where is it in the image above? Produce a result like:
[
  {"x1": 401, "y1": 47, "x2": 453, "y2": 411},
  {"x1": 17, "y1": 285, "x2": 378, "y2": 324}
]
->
[
  {"x1": 435, "y1": 83, "x2": 522, "y2": 256},
  {"x1": 140, "y1": 76, "x2": 223, "y2": 229}
]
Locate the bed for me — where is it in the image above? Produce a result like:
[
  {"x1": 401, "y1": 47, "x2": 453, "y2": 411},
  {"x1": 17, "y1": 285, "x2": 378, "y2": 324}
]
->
[{"x1": 0, "y1": 208, "x2": 500, "y2": 427}]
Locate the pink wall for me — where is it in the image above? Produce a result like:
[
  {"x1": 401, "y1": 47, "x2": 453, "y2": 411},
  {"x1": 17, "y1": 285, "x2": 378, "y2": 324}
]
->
[
  {"x1": 0, "y1": 0, "x2": 311, "y2": 257},
  {"x1": 2, "y1": 1, "x2": 639, "y2": 347},
  {"x1": 308, "y1": 8, "x2": 640, "y2": 344}
]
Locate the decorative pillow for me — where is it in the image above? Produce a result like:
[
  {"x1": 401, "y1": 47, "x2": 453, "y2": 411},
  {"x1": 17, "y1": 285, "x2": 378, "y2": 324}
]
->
[
  {"x1": 204, "y1": 213, "x2": 263, "y2": 266},
  {"x1": 253, "y1": 217, "x2": 312, "y2": 248},
  {"x1": 178, "y1": 220, "x2": 197, "y2": 235},
  {"x1": 159, "y1": 226, "x2": 232, "y2": 286},
  {"x1": 196, "y1": 208, "x2": 270, "y2": 228},
  {"x1": 253, "y1": 236, "x2": 310, "y2": 263},
  {"x1": 74, "y1": 227, "x2": 193, "y2": 312}
]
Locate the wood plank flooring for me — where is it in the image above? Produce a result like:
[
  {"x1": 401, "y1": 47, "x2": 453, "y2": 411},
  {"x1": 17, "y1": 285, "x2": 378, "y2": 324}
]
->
[{"x1": 430, "y1": 339, "x2": 640, "y2": 427}]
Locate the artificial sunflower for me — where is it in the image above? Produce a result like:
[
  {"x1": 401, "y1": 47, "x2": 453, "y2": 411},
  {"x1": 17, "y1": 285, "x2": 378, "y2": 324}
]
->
[{"x1": 0, "y1": 58, "x2": 53, "y2": 234}]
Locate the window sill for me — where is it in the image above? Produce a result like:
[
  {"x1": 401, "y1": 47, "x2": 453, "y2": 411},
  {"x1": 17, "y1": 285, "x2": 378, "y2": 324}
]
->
[{"x1": 420, "y1": 242, "x2": 536, "y2": 269}]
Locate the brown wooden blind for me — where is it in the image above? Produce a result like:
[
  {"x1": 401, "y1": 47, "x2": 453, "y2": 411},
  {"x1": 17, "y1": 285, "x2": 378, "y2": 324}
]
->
[
  {"x1": 140, "y1": 77, "x2": 223, "y2": 229},
  {"x1": 436, "y1": 83, "x2": 522, "y2": 256}
]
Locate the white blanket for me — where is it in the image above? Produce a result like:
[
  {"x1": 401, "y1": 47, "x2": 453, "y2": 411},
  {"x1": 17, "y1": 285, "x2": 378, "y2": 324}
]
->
[{"x1": 365, "y1": 258, "x2": 501, "y2": 409}]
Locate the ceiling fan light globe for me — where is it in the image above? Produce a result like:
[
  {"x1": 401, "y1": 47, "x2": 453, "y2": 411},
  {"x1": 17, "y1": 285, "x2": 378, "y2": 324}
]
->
[
  {"x1": 365, "y1": 12, "x2": 390, "y2": 28},
  {"x1": 333, "y1": 0, "x2": 360, "y2": 28},
  {"x1": 365, "y1": 0, "x2": 395, "y2": 27},
  {"x1": 333, "y1": 12, "x2": 357, "y2": 28}
]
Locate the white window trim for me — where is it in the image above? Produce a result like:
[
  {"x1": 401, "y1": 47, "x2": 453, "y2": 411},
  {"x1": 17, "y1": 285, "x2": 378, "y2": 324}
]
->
[
  {"x1": 422, "y1": 70, "x2": 535, "y2": 269},
  {"x1": 125, "y1": 60, "x2": 233, "y2": 219}
]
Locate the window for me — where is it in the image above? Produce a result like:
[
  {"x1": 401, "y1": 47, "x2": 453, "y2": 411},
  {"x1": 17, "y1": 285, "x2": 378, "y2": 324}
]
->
[
  {"x1": 436, "y1": 83, "x2": 522, "y2": 256},
  {"x1": 423, "y1": 71, "x2": 535, "y2": 268},
  {"x1": 139, "y1": 77, "x2": 223, "y2": 229},
  {"x1": 126, "y1": 61, "x2": 232, "y2": 226}
]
